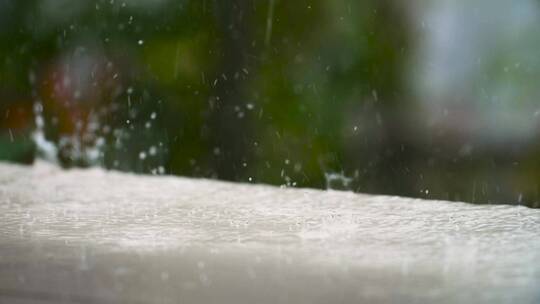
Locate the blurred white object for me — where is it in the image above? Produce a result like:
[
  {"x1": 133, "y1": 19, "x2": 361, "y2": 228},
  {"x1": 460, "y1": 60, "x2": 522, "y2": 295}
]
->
[{"x1": 411, "y1": 0, "x2": 540, "y2": 144}]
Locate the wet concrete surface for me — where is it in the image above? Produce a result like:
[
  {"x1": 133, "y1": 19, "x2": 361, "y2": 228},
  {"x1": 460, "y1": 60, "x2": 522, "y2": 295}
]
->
[{"x1": 0, "y1": 162, "x2": 539, "y2": 303}]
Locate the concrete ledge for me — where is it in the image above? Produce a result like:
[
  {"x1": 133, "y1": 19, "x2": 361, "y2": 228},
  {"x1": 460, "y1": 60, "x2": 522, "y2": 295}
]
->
[{"x1": 0, "y1": 162, "x2": 539, "y2": 303}]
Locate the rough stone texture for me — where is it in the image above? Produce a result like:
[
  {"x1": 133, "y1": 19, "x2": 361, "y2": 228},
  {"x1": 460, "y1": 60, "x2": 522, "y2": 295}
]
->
[{"x1": 0, "y1": 161, "x2": 539, "y2": 303}]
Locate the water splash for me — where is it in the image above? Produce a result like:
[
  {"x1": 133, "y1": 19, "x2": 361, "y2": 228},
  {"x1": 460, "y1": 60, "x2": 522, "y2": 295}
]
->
[
  {"x1": 324, "y1": 172, "x2": 353, "y2": 191},
  {"x1": 32, "y1": 102, "x2": 58, "y2": 164},
  {"x1": 31, "y1": 101, "x2": 106, "y2": 166}
]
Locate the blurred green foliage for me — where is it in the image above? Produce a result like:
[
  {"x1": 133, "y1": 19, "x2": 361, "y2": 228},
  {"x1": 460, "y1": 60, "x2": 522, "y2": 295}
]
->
[{"x1": 1, "y1": 0, "x2": 539, "y2": 207}]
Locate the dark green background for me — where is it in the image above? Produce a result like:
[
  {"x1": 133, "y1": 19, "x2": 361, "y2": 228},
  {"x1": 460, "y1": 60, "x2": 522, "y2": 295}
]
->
[{"x1": 1, "y1": 0, "x2": 540, "y2": 207}]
